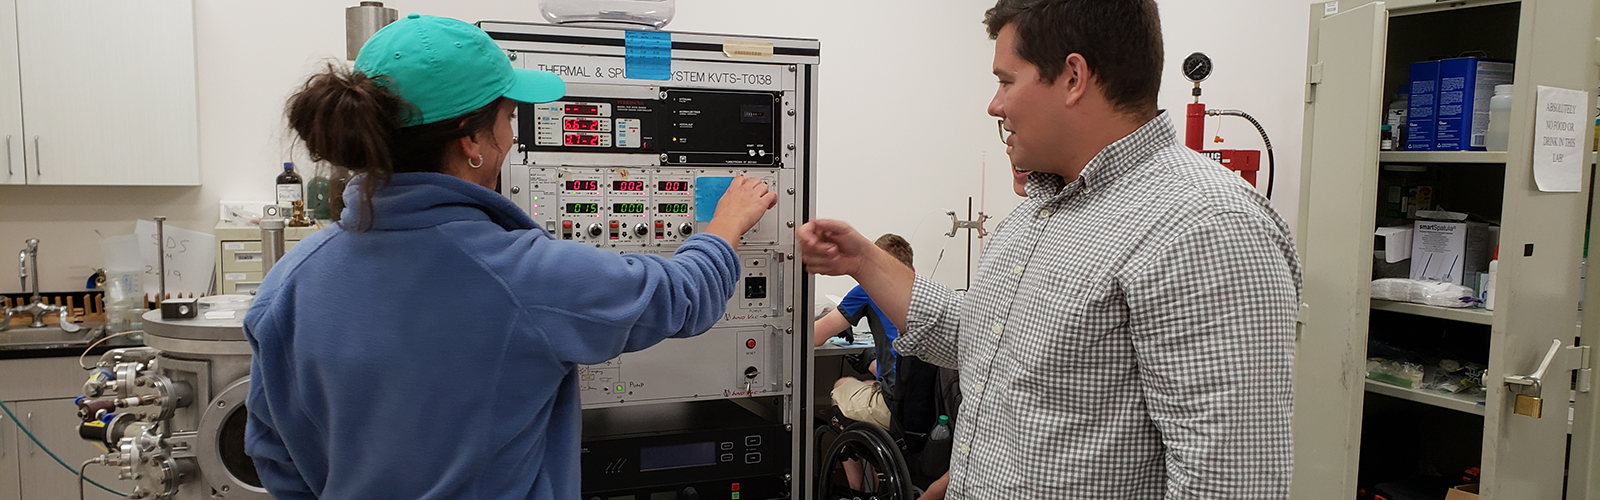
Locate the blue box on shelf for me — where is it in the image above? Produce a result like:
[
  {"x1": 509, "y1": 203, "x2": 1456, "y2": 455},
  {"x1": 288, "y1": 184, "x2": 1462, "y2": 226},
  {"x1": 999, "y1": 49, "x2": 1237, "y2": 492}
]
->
[
  {"x1": 1434, "y1": 57, "x2": 1514, "y2": 151},
  {"x1": 1405, "y1": 61, "x2": 1440, "y2": 152}
]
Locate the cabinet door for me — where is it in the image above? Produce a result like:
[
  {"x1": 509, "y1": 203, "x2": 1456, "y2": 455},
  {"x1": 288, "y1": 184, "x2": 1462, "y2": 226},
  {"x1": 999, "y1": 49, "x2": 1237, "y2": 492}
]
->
[
  {"x1": 15, "y1": 0, "x2": 198, "y2": 186},
  {"x1": 13, "y1": 399, "x2": 125, "y2": 500},
  {"x1": 0, "y1": 0, "x2": 22, "y2": 186},
  {"x1": 1290, "y1": 3, "x2": 1386, "y2": 500},
  {"x1": 0, "y1": 409, "x2": 21, "y2": 500},
  {"x1": 1486, "y1": 0, "x2": 1600, "y2": 496}
]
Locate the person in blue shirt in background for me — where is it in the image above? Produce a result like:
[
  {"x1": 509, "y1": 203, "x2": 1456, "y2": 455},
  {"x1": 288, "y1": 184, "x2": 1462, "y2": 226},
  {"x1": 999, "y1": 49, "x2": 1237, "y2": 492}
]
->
[
  {"x1": 812, "y1": 233, "x2": 915, "y2": 428},
  {"x1": 243, "y1": 14, "x2": 775, "y2": 500}
]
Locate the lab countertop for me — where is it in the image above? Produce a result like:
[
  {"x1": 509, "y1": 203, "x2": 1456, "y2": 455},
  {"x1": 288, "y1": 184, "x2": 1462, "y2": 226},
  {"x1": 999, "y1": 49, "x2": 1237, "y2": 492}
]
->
[{"x1": 0, "y1": 324, "x2": 144, "y2": 360}]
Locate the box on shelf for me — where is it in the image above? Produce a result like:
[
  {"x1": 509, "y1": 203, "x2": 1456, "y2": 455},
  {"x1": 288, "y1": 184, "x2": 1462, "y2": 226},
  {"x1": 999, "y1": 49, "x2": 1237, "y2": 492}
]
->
[
  {"x1": 1410, "y1": 219, "x2": 1497, "y2": 289},
  {"x1": 1445, "y1": 484, "x2": 1480, "y2": 500},
  {"x1": 1406, "y1": 61, "x2": 1440, "y2": 152},
  {"x1": 1374, "y1": 226, "x2": 1413, "y2": 279},
  {"x1": 1435, "y1": 57, "x2": 1514, "y2": 151}
]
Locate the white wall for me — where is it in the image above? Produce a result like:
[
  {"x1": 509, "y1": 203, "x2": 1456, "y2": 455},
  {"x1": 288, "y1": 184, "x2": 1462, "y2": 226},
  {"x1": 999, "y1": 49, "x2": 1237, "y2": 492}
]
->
[{"x1": 0, "y1": 0, "x2": 1311, "y2": 301}]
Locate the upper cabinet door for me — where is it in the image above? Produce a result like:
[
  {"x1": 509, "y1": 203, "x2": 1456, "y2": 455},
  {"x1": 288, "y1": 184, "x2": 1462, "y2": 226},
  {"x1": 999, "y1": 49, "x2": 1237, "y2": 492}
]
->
[
  {"x1": 0, "y1": 0, "x2": 22, "y2": 186},
  {"x1": 15, "y1": 0, "x2": 198, "y2": 186},
  {"x1": 1291, "y1": 3, "x2": 1387, "y2": 500}
]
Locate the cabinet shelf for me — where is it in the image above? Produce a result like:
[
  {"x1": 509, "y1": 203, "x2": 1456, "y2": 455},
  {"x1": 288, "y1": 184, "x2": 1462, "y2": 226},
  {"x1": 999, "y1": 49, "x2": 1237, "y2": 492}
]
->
[
  {"x1": 1364, "y1": 379, "x2": 1486, "y2": 416},
  {"x1": 1379, "y1": 151, "x2": 1507, "y2": 164},
  {"x1": 1370, "y1": 299, "x2": 1494, "y2": 325}
]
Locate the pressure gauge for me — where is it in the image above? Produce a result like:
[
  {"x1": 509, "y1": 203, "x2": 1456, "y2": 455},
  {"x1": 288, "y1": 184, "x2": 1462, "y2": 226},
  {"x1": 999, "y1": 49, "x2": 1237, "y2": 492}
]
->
[{"x1": 1183, "y1": 53, "x2": 1212, "y2": 83}]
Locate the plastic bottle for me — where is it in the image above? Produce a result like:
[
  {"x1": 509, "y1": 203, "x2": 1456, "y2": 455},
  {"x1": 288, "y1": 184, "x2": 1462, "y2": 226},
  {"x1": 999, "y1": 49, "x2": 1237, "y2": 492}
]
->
[
  {"x1": 1485, "y1": 84, "x2": 1513, "y2": 151},
  {"x1": 1380, "y1": 125, "x2": 1395, "y2": 151},
  {"x1": 928, "y1": 415, "x2": 951, "y2": 442},
  {"x1": 99, "y1": 234, "x2": 146, "y2": 339},
  {"x1": 539, "y1": 0, "x2": 675, "y2": 28},
  {"x1": 1484, "y1": 246, "x2": 1498, "y2": 311},
  {"x1": 276, "y1": 162, "x2": 303, "y2": 206},
  {"x1": 1386, "y1": 86, "x2": 1409, "y2": 149}
]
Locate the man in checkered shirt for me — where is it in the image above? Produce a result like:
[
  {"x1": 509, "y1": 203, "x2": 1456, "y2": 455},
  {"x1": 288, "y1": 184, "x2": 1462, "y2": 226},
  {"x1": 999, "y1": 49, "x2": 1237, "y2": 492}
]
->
[{"x1": 799, "y1": 0, "x2": 1301, "y2": 498}]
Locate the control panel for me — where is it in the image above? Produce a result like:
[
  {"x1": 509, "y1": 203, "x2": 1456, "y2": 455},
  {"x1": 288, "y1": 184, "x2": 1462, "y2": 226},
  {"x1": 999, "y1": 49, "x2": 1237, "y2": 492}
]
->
[
  {"x1": 581, "y1": 400, "x2": 789, "y2": 500},
  {"x1": 501, "y1": 94, "x2": 797, "y2": 409},
  {"x1": 508, "y1": 166, "x2": 785, "y2": 250},
  {"x1": 523, "y1": 91, "x2": 781, "y2": 166}
]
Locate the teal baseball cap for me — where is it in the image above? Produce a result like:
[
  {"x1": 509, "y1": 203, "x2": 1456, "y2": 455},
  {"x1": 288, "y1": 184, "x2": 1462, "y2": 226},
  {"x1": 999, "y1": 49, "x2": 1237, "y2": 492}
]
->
[{"x1": 354, "y1": 13, "x2": 565, "y2": 127}]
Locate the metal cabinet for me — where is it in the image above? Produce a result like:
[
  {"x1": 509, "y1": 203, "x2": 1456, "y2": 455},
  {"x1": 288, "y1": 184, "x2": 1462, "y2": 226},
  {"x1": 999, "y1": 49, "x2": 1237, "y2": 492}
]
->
[
  {"x1": 0, "y1": 356, "x2": 129, "y2": 499},
  {"x1": 1, "y1": 0, "x2": 198, "y2": 186},
  {"x1": 0, "y1": 411, "x2": 19, "y2": 500},
  {"x1": 9, "y1": 399, "x2": 123, "y2": 500},
  {"x1": 1294, "y1": 1, "x2": 1600, "y2": 498}
]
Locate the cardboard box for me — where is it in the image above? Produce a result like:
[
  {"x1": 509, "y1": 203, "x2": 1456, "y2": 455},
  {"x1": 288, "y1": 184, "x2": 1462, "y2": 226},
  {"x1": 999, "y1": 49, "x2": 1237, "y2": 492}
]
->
[
  {"x1": 1435, "y1": 57, "x2": 1514, "y2": 150},
  {"x1": 1406, "y1": 61, "x2": 1440, "y2": 151},
  {"x1": 1445, "y1": 484, "x2": 1480, "y2": 500},
  {"x1": 1411, "y1": 221, "x2": 1496, "y2": 287}
]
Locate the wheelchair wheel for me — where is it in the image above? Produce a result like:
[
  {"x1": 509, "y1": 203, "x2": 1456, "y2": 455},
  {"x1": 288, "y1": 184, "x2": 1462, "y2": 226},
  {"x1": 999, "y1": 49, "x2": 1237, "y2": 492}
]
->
[{"x1": 815, "y1": 422, "x2": 917, "y2": 500}]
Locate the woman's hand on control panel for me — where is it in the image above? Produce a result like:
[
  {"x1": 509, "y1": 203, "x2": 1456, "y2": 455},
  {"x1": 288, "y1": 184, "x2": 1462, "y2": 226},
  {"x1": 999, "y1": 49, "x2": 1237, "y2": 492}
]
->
[{"x1": 705, "y1": 176, "x2": 777, "y2": 250}]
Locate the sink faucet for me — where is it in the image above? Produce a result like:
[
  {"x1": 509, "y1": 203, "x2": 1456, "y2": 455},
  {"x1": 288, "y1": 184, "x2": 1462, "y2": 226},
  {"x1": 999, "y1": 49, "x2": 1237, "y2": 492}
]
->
[{"x1": 1, "y1": 239, "x2": 81, "y2": 332}]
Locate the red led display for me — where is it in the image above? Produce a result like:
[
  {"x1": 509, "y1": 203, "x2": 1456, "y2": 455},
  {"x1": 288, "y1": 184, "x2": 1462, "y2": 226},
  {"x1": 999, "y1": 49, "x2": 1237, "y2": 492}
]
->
[
  {"x1": 563, "y1": 103, "x2": 600, "y2": 115},
  {"x1": 564, "y1": 180, "x2": 598, "y2": 191},
  {"x1": 657, "y1": 181, "x2": 690, "y2": 192},
  {"x1": 564, "y1": 118, "x2": 602, "y2": 131},
  {"x1": 564, "y1": 133, "x2": 603, "y2": 146},
  {"x1": 612, "y1": 180, "x2": 645, "y2": 191}
]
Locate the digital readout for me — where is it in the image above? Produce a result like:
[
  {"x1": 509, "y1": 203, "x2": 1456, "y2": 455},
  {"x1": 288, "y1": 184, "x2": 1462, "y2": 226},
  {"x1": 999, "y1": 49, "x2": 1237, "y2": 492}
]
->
[
  {"x1": 564, "y1": 103, "x2": 599, "y2": 115},
  {"x1": 565, "y1": 134, "x2": 603, "y2": 146}
]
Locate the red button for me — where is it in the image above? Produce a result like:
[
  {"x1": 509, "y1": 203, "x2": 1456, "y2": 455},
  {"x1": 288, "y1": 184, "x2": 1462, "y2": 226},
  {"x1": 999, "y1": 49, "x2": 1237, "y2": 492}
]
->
[
  {"x1": 731, "y1": 483, "x2": 740, "y2": 492},
  {"x1": 746, "y1": 339, "x2": 756, "y2": 349},
  {"x1": 610, "y1": 222, "x2": 618, "y2": 228},
  {"x1": 562, "y1": 220, "x2": 572, "y2": 228}
]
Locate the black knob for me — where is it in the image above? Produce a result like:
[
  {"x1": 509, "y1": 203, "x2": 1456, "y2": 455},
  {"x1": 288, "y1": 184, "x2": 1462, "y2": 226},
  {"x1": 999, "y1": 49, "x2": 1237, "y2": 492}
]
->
[
  {"x1": 745, "y1": 366, "x2": 759, "y2": 379},
  {"x1": 588, "y1": 225, "x2": 603, "y2": 237},
  {"x1": 680, "y1": 223, "x2": 694, "y2": 235},
  {"x1": 681, "y1": 487, "x2": 699, "y2": 500},
  {"x1": 634, "y1": 225, "x2": 649, "y2": 237}
]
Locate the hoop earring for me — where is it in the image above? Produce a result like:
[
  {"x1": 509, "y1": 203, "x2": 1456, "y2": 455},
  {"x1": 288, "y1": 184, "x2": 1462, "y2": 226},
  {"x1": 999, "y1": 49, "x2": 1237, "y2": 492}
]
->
[{"x1": 468, "y1": 155, "x2": 484, "y2": 169}]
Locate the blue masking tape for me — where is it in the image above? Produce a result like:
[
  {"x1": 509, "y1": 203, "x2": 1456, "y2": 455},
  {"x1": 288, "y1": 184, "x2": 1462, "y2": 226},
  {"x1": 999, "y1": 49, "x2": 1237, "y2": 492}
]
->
[
  {"x1": 625, "y1": 31, "x2": 671, "y2": 81},
  {"x1": 694, "y1": 177, "x2": 734, "y2": 223}
]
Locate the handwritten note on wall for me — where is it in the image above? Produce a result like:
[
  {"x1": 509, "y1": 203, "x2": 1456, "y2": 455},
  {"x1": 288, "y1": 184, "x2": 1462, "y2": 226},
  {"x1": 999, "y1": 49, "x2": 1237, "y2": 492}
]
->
[
  {"x1": 1532, "y1": 86, "x2": 1590, "y2": 193},
  {"x1": 134, "y1": 220, "x2": 216, "y2": 297}
]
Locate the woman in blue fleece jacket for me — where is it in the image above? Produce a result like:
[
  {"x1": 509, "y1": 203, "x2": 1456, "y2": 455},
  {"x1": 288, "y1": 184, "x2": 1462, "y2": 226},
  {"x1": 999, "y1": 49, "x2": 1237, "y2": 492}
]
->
[{"x1": 242, "y1": 14, "x2": 776, "y2": 500}]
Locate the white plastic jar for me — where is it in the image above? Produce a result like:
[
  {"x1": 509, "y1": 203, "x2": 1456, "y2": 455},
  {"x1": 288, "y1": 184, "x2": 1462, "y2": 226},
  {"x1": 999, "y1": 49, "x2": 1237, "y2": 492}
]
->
[{"x1": 1485, "y1": 84, "x2": 1513, "y2": 151}]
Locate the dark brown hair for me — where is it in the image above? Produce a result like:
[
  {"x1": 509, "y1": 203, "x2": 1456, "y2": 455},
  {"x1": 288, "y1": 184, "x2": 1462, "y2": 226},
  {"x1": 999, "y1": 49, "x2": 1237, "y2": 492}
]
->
[
  {"x1": 285, "y1": 61, "x2": 506, "y2": 231},
  {"x1": 875, "y1": 234, "x2": 914, "y2": 269},
  {"x1": 984, "y1": 0, "x2": 1164, "y2": 118}
]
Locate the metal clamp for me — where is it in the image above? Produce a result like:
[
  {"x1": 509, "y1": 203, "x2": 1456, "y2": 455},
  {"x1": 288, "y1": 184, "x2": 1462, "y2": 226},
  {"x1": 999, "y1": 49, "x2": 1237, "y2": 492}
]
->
[{"x1": 945, "y1": 211, "x2": 991, "y2": 238}]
